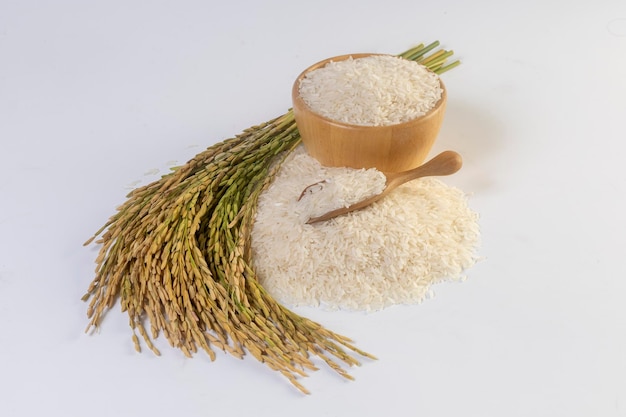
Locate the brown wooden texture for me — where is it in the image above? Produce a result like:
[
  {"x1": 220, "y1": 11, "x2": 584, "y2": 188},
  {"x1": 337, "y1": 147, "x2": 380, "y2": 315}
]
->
[{"x1": 292, "y1": 53, "x2": 448, "y2": 172}]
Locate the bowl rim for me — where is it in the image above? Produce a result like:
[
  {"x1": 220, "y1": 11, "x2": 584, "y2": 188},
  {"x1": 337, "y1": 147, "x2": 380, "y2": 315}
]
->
[{"x1": 291, "y1": 53, "x2": 447, "y2": 131}]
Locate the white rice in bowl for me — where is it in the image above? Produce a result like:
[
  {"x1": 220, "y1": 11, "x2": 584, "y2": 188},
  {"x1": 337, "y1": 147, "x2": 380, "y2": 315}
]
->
[
  {"x1": 250, "y1": 146, "x2": 480, "y2": 311},
  {"x1": 298, "y1": 55, "x2": 443, "y2": 126}
]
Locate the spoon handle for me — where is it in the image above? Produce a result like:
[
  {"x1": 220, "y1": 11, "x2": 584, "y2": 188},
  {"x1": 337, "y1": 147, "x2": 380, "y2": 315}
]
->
[{"x1": 385, "y1": 150, "x2": 463, "y2": 187}]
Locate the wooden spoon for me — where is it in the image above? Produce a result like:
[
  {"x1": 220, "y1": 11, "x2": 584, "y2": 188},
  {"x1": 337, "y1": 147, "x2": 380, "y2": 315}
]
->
[{"x1": 305, "y1": 150, "x2": 463, "y2": 224}]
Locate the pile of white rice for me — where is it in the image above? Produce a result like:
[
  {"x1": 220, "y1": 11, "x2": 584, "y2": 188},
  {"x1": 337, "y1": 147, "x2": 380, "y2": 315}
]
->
[
  {"x1": 298, "y1": 55, "x2": 443, "y2": 126},
  {"x1": 251, "y1": 146, "x2": 480, "y2": 311}
]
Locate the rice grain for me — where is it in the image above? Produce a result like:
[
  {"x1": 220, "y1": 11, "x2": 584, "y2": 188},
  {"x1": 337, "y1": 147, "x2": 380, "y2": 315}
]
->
[
  {"x1": 298, "y1": 55, "x2": 443, "y2": 126},
  {"x1": 251, "y1": 146, "x2": 480, "y2": 311}
]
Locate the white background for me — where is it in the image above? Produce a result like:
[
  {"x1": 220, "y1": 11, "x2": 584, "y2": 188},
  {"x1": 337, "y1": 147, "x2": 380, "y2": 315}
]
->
[{"x1": 1, "y1": 1, "x2": 625, "y2": 416}]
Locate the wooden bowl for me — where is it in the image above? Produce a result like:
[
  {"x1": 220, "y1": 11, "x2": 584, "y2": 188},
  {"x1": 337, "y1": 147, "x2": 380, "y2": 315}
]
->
[{"x1": 292, "y1": 53, "x2": 447, "y2": 172}]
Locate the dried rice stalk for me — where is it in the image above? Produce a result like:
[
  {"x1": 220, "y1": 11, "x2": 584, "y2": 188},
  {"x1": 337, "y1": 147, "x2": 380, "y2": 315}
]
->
[{"x1": 83, "y1": 41, "x2": 459, "y2": 394}]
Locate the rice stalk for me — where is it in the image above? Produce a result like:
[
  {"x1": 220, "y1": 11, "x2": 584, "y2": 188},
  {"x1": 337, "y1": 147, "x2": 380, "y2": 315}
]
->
[{"x1": 83, "y1": 41, "x2": 459, "y2": 394}]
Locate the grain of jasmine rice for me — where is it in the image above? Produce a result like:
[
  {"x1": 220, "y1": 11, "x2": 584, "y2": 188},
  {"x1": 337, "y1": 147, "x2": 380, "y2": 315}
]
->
[
  {"x1": 251, "y1": 146, "x2": 480, "y2": 311},
  {"x1": 298, "y1": 55, "x2": 443, "y2": 126}
]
